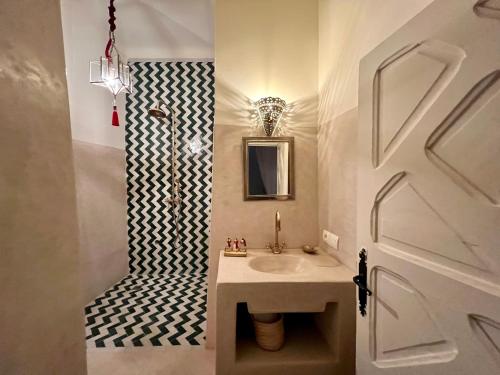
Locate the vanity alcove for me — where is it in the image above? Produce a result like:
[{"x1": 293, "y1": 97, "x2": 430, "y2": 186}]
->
[{"x1": 215, "y1": 136, "x2": 356, "y2": 375}]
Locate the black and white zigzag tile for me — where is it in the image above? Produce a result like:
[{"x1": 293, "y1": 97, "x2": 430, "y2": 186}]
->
[
  {"x1": 125, "y1": 61, "x2": 214, "y2": 275},
  {"x1": 86, "y1": 61, "x2": 213, "y2": 348},
  {"x1": 85, "y1": 273, "x2": 207, "y2": 347}
]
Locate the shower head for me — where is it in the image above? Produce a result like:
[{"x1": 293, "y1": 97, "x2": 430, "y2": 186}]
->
[
  {"x1": 148, "y1": 108, "x2": 167, "y2": 118},
  {"x1": 148, "y1": 100, "x2": 167, "y2": 118}
]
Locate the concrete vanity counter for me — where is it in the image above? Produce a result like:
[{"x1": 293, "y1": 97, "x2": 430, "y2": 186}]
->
[{"x1": 216, "y1": 249, "x2": 356, "y2": 375}]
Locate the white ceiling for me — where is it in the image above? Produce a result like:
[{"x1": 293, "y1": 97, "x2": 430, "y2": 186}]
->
[{"x1": 61, "y1": 0, "x2": 214, "y2": 149}]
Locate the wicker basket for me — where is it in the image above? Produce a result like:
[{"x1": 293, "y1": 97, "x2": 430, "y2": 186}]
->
[{"x1": 251, "y1": 314, "x2": 284, "y2": 351}]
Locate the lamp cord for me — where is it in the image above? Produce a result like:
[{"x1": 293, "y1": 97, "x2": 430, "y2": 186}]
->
[{"x1": 105, "y1": 0, "x2": 116, "y2": 59}]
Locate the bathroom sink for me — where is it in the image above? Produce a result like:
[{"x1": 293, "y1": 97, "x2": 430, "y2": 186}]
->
[{"x1": 248, "y1": 255, "x2": 308, "y2": 274}]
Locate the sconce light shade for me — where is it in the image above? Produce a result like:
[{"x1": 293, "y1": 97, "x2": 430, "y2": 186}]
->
[{"x1": 256, "y1": 97, "x2": 286, "y2": 136}]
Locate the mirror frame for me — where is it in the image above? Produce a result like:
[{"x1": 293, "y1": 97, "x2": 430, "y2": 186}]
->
[{"x1": 242, "y1": 136, "x2": 295, "y2": 201}]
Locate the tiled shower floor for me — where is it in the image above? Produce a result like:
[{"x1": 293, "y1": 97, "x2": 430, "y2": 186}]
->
[{"x1": 85, "y1": 273, "x2": 207, "y2": 347}]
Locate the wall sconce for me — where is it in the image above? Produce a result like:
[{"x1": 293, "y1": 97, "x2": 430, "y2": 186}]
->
[{"x1": 256, "y1": 97, "x2": 286, "y2": 136}]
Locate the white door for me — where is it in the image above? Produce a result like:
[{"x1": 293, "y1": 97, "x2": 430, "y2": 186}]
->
[{"x1": 357, "y1": 0, "x2": 500, "y2": 374}]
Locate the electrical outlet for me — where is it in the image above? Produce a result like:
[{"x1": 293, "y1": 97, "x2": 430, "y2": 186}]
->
[{"x1": 322, "y1": 229, "x2": 339, "y2": 252}]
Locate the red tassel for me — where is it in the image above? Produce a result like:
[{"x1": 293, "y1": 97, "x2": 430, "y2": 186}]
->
[{"x1": 112, "y1": 105, "x2": 119, "y2": 127}]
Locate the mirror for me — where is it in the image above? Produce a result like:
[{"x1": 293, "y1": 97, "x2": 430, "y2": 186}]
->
[{"x1": 243, "y1": 137, "x2": 294, "y2": 200}]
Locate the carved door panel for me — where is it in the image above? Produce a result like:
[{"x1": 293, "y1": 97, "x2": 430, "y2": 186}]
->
[{"x1": 357, "y1": 1, "x2": 500, "y2": 374}]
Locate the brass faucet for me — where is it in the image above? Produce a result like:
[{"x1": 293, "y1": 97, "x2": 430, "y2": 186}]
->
[{"x1": 267, "y1": 211, "x2": 286, "y2": 254}]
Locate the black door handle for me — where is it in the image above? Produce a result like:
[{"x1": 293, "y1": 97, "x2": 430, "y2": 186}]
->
[
  {"x1": 353, "y1": 275, "x2": 373, "y2": 296},
  {"x1": 354, "y1": 249, "x2": 372, "y2": 316}
]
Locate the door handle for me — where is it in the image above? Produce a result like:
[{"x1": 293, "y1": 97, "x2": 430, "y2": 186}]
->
[
  {"x1": 353, "y1": 275, "x2": 372, "y2": 295},
  {"x1": 353, "y1": 249, "x2": 372, "y2": 316}
]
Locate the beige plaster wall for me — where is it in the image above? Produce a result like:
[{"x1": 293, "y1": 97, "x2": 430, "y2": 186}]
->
[
  {"x1": 73, "y1": 141, "x2": 129, "y2": 304},
  {"x1": 207, "y1": 0, "x2": 319, "y2": 347},
  {"x1": 317, "y1": 0, "x2": 434, "y2": 270},
  {"x1": 0, "y1": 1, "x2": 86, "y2": 373}
]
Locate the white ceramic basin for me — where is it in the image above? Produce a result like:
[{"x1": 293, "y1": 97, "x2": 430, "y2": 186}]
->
[{"x1": 248, "y1": 255, "x2": 308, "y2": 274}]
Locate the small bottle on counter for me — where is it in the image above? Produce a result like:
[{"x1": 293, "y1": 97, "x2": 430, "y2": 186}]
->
[{"x1": 224, "y1": 237, "x2": 247, "y2": 257}]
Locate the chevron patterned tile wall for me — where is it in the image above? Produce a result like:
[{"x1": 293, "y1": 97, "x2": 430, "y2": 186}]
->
[
  {"x1": 85, "y1": 61, "x2": 214, "y2": 348},
  {"x1": 125, "y1": 61, "x2": 215, "y2": 275}
]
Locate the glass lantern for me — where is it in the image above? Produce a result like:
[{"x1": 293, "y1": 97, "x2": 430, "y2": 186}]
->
[{"x1": 89, "y1": 48, "x2": 132, "y2": 97}]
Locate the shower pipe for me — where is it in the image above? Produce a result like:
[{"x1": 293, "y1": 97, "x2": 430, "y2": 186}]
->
[{"x1": 148, "y1": 99, "x2": 182, "y2": 249}]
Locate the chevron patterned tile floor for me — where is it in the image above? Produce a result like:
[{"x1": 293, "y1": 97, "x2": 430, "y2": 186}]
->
[{"x1": 85, "y1": 273, "x2": 207, "y2": 347}]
